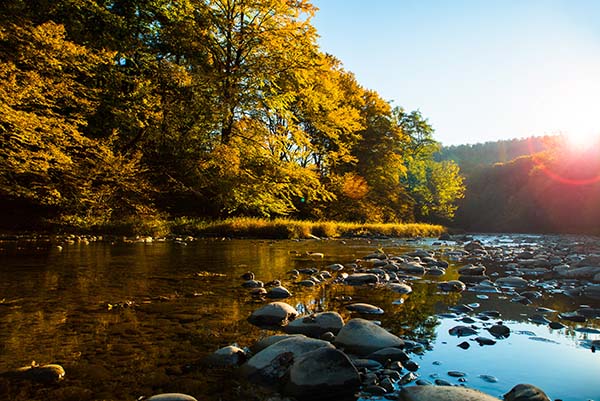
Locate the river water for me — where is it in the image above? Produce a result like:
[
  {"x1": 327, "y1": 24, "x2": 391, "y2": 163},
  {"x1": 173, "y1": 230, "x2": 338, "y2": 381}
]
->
[{"x1": 0, "y1": 236, "x2": 598, "y2": 401}]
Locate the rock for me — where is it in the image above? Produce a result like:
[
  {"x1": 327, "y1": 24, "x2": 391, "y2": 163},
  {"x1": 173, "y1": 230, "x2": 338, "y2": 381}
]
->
[
  {"x1": 439, "y1": 233, "x2": 452, "y2": 241},
  {"x1": 475, "y1": 337, "x2": 496, "y2": 346},
  {"x1": 503, "y1": 383, "x2": 551, "y2": 401},
  {"x1": 327, "y1": 263, "x2": 344, "y2": 271},
  {"x1": 495, "y1": 277, "x2": 529, "y2": 288},
  {"x1": 366, "y1": 347, "x2": 410, "y2": 364},
  {"x1": 583, "y1": 284, "x2": 600, "y2": 299},
  {"x1": 488, "y1": 323, "x2": 510, "y2": 338},
  {"x1": 400, "y1": 385, "x2": 501, "y2": 401},
  {"x1": 346, "y1": 303, "x2": 384, "y2": 315},
  {"x1": 284, "y1": 312, "x2": 344, "y2": 337},
  {"x1": 241, "y1": 272, "x2": 255, "y2": 280},
  {"x1": 241, "y1": 336, "x2": 334, "y2": 383},
  {"x1": 465, "y1": 241, "x2": 486, "y2": 252},
  {"x1": 457, "y1": 341, "x2": 470, "y2": 349},
  {"x1": 334, "y1": 318, "x2": 404, "y2": 356},
  {"x1": 404, "y1": 360, "x2": 419, "y2": 372},
  {"x1": 252, "y1": 335, "x2": 302, "y2": 353},
  {"x1": 448, "y1": 371, "x2": 467, "y2": 378},
  {"x1": 558, "y1": 312, "x2": 586, "y2": 322},
  {"x1": 204, "y1": 345, "x2": 246, "y2": 367},
  {"x1": 399, "y1": 262, "x2": 426, "y2": 275},
  {"x1": 147, "y1": 394, "x2": 198, "y2": 401},
  {"x1": 560, "y1": 266, "x2": 600, "y2": 279},
  {"x1": 387, "y1": 282, "x2": 413, "y2": 294},
  {"x1": 479, "y1": 374, "x2": 499, "y2": 383},
  {"x1": 363, "y1": 385, "x2": 388, "y2": 395},
  {"x1": 285, "y1": 347, "x2": 360, "y2": 400},
  {"x1": 2, "y1": 363, "x2": 65, "y2": 383},
  {"x1": 248, "y1": 302, "x2": 299, "y2": 327},
  {"x1": 449, "y1": 325, "x2": 478, "y2": 337},
  {"x1": 266, "y1": 286, "x2": 292, "y2": 299},
  {"x1": 548, "y1": 321, "x2": 566, "y2": 330},
  {"x1": 438, "y1": 280, "x2": 466, "y2": 292},
  {"x1": 458, "y1": 264, "x2": 486, "y2": 276},
  {"x1": 242, "y1": 280, "x2": 264, "y2": 288},
  {"x1": 344, "y1": 273, "x2": 379, "y2": 286},
  {"x1": 529, "y1": 315, "x2": 551, "y2": 325}
]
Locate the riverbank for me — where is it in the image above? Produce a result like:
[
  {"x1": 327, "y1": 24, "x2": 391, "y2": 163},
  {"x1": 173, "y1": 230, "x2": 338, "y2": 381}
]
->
[
  {"x1": 170, "y1": 217, "x2": 445, "y2": 239},
  {"x1": 3, "y1": 217, "x2": 446, "y2": 240}
]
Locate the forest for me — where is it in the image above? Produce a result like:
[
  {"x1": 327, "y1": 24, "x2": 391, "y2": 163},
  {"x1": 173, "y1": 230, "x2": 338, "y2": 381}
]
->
[
  {"x1": 439, "y1": 137, "x2": 600, "y2": 234},
  {"x1": 0, "y1": 0, "x2": 465, "y2": 234}
]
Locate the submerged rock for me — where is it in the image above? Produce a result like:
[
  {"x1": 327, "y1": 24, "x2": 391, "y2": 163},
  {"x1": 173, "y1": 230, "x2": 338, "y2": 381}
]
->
[
  {"x1": 387, "y1": 282, "x2": 413, "y2": 294},
  {"x1": 334, "y1": 318, "x2": 404, "y2": 356},
  {"x1": 344, "y1": 273, "x2": 379, "y2": 286},
  {"x1": 488, "y1": 323, "x2": 510, "y2": 338},
  {"x1": 449, "y1": 325, "x2": 478, "y2": 337},
  {"x1": 266, "y1": 286, "x2": 292, "y2": 299},
  {"x1": 2, "y1": 363, "x2": 65, "y2": 383},
  {"x1": 438, "y1": 280, "x2": 466, "y2": 292}
]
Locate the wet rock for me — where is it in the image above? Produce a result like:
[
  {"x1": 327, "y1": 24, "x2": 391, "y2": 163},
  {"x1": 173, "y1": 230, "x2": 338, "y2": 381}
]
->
[
  {"x1": 449, "y1": 325, "x2": 478, "y2": 337},
  {"x1": 252, "y1": 335, "x2": 302, "y2": 353},
  {"x1": 250, "y1": 287, "x2": 267, "y2": 297},
  {"x1": 495, "y1": 277, "x2": 529, "y2": 288},
  {"x1": 242, "y1": 280, "x2": 264, "y2": 288},
  {"x1": 426, "y1": 267, "x2": 446, "y2": 276},
  {"x1": 559, "y1": 266, "x2": 600, "y2": 279},
  {"x1": 2, "y1": 363, "x2": 65, "y2": 383},
  {"x1": 241, "y1": 271, "x2": 255, "y2": 280},
  {"x1": 285, "y1": 347, "x2": 360, "y2": 400},
  {"x1": 576, "y1": 307, "x2": 600, "y2": 318},
  {"x1": 447, "y1": 371, "x2": 466, "y2": 377},
  {"x1": 475, "y1": 337, "x2": 496, "y2": 346},
  {"x1": 241, "y1": 336, "x2": 334, "y2": 383},
  {"x1": 204, "y1": 345, "x2": 246, "y2": 367},
  {"x1": 266, "y1": 286, "x2": 292, "y2": 299},
  {"x1": 488, "y1": 323, "x2": 510, "y2": 338},
  {"x1": 352, "y1": 358, "x2": 382, "y2": 370},
  {"x1": 284, "y1": 312, "x2": 344, "y2": 337},
  {"x1": 296, "y1": 280, "x2": 316, "y2": 287},
  {"x1": 399, "y1": 372, "x2": 418, "y2": 385},
  {"x1": 400, "y1": 385, "x2": 502, "y2": 401},
  {"x1": 529, "y1": 315, "x2": 551, "y2": 325},
  {"x1": 147, "y1": 394, "x2": 198, "y2": 401},
  {"x1": 477, "y1": 375, "x2": 498, "y2": 384},
  {"x1": 457, "y1": 341, "x2": 470, "y2": 349},
  {"x1": 465, "y1": 241, "x2": 486, "y2": 252},
  {"x1": 503, "y1": 383, "x2": 551, "y2": 401},
  {"x1": 434, "y1": 378, "x2": 453, "y2": 386},
  {"x1": 387, "y1": 282, "x2": 413, "y2": 294},
  {"x1": 558, "y1": 311, "x2": 586, "y2": 322},
  {"x1": 548, "y1": 321, "x2": 566, "y2": 330},
  {"x1": 583, "y1": 284, "x2": 600, "y2": 299},
  {"x1": 449, "y1": 304, "x2": 474, "y2": 313},
  {"x1": 248, "y1": 302, "x2": 299, "y2": 327},
  {"x1": 458, "y1": 264, "x2": 486, "y2": 276},
  {"x1": 334, "y1": 318, "x2": 404, "y2": 356},
  {"x1": 399, "y1": 262, "x2": 426, "y2": 275},
  {"x1": 363, "y1": 385, "x2": 388, "y2": 395},
  {"x1": 327, "y1": 263, "x2": 344, "y2": 271},
  {"x1": 367, "y1": 347, "x2": 410, "y2": 364},
  {"x1": 344, "y1": 273, "x2": 379, "y2": 286},
  {"x1": 346, "y1": 303, "x2": 384, "y2": 315},
  {"x1": 460, "y1": 275, "x2": 491, "y2": 284},
  {"x1": 438, "y1": 280, "x2": 466, "y2": 292},
  {"x1": 404, "y1": 360, "x2": 419, "y2": 372}
]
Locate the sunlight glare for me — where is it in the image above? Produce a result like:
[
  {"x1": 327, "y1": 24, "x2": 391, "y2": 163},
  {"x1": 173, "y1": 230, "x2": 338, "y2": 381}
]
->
[{"x1": 563, "y1": 131, "x2": 600, "y2": 151}]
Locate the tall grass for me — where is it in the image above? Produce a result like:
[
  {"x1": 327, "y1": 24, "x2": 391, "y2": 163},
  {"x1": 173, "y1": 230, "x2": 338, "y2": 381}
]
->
[{"x1": 171, "y1": 217, "x2": 445, "y2": 239}]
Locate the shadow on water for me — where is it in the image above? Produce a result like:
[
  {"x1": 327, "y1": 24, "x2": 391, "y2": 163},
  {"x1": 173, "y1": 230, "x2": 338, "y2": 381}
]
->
[{"x1": 0, "y1": 237, "x2": 598, "y2": 400}]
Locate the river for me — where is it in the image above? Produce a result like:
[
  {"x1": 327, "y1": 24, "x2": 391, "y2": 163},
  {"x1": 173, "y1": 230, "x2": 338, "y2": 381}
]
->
[{"x1": 0, "y1": 235, "x2": 598, "y2": 401}]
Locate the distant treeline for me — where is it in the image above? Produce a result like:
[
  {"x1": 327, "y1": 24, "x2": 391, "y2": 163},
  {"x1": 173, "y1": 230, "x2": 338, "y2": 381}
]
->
[
  {"x1": 0, "y1": 1, "x2": 464, "y2": 234},
  {"x1": 439, "y1": 137, "x2": 600, "y2": 234}
]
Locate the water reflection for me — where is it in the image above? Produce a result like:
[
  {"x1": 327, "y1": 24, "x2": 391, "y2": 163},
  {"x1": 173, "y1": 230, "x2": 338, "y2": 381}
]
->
[{"x1": 0, "y1": 238, "x2": 598, "y2": 401}]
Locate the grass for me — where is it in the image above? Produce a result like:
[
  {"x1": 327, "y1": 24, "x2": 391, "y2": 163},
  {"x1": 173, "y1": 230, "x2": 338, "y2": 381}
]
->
[{"x1": 171, "y1": 217, "x2": 445, "y2": 239}]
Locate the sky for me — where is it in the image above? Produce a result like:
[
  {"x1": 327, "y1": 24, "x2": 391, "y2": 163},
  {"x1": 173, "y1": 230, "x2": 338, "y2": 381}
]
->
[{"x1": 311, "y1": 0, "x2": 600, "y2": 146}]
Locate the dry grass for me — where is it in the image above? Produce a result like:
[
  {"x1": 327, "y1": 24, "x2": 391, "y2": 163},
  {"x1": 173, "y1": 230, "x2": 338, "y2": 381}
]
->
[{"x1": 172, "y1": 217, "x2": 445, "y2": 239}]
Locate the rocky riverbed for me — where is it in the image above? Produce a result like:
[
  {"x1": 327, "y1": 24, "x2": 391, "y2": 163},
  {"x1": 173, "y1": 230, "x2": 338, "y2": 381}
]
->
[{"x1": 0, "y1": 233, "x2": 599, "y2": 400}]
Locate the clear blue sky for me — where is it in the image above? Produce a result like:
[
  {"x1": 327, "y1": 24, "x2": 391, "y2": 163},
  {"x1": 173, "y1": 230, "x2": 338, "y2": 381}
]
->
[{"x1": 311, "y1": 0, "x2": 600, "y2": 146}]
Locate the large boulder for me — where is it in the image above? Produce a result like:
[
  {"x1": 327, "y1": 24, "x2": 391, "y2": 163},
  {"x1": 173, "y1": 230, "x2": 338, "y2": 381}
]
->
[
  {"x1": 248, "y1": 302, "x2": 299, "y2": 327},
  {"x1": 240, "y1": 336, "x2": 334, "y2": 383},
  {"x1": 284, "y1": 312, "x2": 344, "y2": 337},
  {"x1": 284, "y1": 348, "x2": 360, "y2": 400},
  {"x1": 399, "y1": 385, "x2": 501, "y2": 401},
  {"x1": 334, "y1": 318, "x2": 404, "y2": 356},
  {"x1": 503, "y1": 384, "x2": 551, "y2": 401},
  {"x1": 252, "y1": 334, "x2": 303, "y2": 353}
]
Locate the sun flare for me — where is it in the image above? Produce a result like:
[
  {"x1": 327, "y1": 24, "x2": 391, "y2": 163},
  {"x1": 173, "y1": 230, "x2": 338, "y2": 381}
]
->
[{"x1": 563, "y1": 131, "x2": 600, "y2": 151}]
